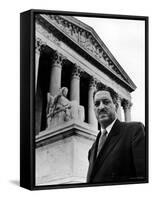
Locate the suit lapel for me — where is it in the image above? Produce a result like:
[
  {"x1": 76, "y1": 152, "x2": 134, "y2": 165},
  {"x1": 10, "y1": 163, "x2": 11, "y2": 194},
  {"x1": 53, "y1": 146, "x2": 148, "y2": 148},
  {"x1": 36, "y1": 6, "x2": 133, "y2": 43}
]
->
[
  {"x1": 87, "y1": 131, "x2": 101, "y2": 182},
  {"x1": 90, "y1": 119, "x2": 122, "y2": 180}
]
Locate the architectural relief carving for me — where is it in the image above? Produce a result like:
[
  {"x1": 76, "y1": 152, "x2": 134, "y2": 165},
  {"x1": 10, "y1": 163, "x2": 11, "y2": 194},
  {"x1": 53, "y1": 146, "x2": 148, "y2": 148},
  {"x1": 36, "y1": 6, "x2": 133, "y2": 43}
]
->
[
  {"x1": 49, "y1": 15, "x2": 79, "y2": 42},
  {"x1": 36, "y1": 23, "x2": 61, "y2": 46}
]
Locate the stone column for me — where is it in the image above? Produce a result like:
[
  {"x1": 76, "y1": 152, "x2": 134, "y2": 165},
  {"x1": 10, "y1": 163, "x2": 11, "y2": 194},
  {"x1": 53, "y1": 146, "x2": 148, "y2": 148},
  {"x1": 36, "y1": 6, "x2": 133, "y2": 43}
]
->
[
  {"x1": 122, "y1": 99, "x2": 132, "y2": 122},
  {"x1": 35, "y1": 38, "x2": 45, "y2": 91},
  {"x1": 117, "y1": 96, "x2": 122, "y2": 121},
  {"x1": 70, "y1": 64, "x2": 82, "y2": 104},
  {"x1": 88, "y1": 77, "x2": 98, "y2": 129},
  {"x1": 35, "y1": 38, "x2": 46, "y2": 135},
  {"x1": 49, "y1": 51, "x2": 64, "y2": 96}
]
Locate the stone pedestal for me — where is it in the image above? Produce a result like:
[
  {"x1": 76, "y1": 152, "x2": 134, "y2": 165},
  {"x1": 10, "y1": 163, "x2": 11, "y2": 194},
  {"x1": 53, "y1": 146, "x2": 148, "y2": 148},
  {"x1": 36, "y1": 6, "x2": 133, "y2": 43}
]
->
[{"x1": 36, "y1": 120, "x2": 97, "y2": 185}]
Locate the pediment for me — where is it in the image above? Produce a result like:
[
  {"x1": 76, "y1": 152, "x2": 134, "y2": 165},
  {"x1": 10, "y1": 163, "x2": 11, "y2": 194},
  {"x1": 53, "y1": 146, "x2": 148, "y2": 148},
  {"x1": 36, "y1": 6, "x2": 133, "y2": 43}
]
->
[{"x1": 38, "y1": 14, "x2": 136, "y2": 91}]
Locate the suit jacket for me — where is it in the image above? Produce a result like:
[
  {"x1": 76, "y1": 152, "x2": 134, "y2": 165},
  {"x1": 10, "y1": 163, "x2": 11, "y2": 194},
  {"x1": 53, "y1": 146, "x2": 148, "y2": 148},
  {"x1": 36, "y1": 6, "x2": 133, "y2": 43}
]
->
[{"x1": 87, "y1": 119, "x2": 146, "y2": 183}]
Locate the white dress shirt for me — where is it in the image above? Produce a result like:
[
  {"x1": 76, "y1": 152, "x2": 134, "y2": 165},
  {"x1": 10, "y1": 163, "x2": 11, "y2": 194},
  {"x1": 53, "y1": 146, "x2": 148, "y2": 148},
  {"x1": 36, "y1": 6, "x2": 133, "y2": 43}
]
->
[
  {"x1": 100, "y1": 118, "x2": 117, "y2": 137},
  {"x1": 97, "y1": 118, "x2": 117, "y2": 156}
]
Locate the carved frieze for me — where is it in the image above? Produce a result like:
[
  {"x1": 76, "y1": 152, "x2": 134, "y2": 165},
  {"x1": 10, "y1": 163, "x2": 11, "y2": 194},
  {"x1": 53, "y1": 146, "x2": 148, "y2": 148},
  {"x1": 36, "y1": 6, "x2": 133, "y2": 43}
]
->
[{"x1": 36, "y1": 22, "x2": 61, "y2": 46}]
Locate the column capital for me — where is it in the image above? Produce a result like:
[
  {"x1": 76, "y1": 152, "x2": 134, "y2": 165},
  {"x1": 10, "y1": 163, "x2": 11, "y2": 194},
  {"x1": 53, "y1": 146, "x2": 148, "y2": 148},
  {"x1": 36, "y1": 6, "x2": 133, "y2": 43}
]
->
[
  {"x1": 122, "y1": 99, "x2": 132, "y2": 110},
  {"x1": 89, "y1": 76, "x2": 97, "y2": 89},
  {"x1": 35, "y1": 37, "x2": 46, "y2": 54},
  {"x1": 71, "y1": 64, "x2": 83, "y2": 78},
  {"x1": 52, "y1": 51, "x2": 66, "y2": 67}
]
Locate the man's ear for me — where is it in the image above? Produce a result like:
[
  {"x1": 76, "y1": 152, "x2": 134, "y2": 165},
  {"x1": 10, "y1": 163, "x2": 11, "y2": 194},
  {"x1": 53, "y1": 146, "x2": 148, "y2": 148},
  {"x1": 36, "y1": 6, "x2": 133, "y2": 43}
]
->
[{"x1": 114, "y1": 102, "x2": 118, "y2": 112}]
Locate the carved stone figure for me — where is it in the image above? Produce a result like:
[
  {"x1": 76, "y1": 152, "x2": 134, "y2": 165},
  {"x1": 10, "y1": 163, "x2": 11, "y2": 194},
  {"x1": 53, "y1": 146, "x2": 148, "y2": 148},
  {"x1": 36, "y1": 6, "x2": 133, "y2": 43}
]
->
[
  {"x1": 46, "y1": 87, "x2": 85, "y2": 129},
  {"x1": 53, "y1": 87, "x2": 71, "y2": 121},
  {"x1": 46, "y1": 87, "x2": 72, "y2": 128}
]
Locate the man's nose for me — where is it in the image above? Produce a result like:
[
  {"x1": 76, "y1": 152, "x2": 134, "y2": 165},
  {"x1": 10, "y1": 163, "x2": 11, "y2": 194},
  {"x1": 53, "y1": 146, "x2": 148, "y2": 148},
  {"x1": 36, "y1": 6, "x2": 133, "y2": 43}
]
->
[{"x1": 98, "y1": 101, "x2": 105, "y2": 109}]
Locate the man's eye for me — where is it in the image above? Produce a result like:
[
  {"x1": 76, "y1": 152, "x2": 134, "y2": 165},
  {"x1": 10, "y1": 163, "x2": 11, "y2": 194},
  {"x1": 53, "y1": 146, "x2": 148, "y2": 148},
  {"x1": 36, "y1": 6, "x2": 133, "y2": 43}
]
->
[
  {"x1": 103, "y1": 100, "x2": 110, "y2": 105},
  {"x1": 94, "y1": 101, "x2": 100, "y2": 107}
]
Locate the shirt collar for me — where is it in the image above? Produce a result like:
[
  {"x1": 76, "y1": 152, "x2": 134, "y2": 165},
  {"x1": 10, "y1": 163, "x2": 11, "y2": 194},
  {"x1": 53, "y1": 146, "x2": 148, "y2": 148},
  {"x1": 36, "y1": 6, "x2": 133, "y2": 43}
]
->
[{"x1": 101, "y1": 118, "x2": 117, "y2": 136}]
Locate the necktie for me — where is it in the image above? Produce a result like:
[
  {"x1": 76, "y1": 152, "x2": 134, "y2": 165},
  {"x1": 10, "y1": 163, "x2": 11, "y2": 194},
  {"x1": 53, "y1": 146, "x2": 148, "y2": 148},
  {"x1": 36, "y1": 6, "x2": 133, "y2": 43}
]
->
[{"x1": 97, "y1": 129, "x2": 107, "y2": 157}]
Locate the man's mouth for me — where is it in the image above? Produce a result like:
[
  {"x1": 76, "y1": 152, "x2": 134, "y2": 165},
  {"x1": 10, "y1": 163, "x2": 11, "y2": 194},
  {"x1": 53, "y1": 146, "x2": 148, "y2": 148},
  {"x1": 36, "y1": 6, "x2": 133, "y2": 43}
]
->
[
  {"x1": 99, "y1": 111, "x2": 107, "y2": 115},
  {"x1": 98, "y1": 112, "x2": 108, "y2": 119}
]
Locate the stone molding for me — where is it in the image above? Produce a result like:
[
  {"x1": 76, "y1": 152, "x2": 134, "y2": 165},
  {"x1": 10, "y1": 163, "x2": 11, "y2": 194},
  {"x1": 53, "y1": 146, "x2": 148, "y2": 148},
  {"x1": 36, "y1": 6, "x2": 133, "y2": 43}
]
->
[{"x1": 36, "y1": 120, "x2": 97, "y2": 148}]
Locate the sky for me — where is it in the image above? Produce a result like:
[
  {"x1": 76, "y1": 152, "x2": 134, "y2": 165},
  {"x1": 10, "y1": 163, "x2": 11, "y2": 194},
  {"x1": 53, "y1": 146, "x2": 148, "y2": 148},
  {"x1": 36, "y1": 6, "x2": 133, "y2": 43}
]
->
[{"x1": 76, "y1": 16, "x2": 145, "y2": 124}]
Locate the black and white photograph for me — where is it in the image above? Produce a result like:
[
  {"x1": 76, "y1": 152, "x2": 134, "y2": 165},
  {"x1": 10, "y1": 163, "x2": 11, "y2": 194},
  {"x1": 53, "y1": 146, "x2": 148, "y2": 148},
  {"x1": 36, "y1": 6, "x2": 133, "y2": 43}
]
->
[
  {"x1": 34, "y1": 11, "x2": 148, "y2": 188},
  {"x1": 1, "y1": 0, "x2": 152, "y2": 197},
  {"x1": 1, "y1": 0, "x2": 152, "y2": 198}
]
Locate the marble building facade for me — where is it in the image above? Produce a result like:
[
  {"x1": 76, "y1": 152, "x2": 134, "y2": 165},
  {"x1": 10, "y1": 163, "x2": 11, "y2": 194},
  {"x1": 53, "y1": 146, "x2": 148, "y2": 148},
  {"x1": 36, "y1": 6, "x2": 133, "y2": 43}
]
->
[{"x1": 35, "y1": 14, "x2": 136, "y2": 185}]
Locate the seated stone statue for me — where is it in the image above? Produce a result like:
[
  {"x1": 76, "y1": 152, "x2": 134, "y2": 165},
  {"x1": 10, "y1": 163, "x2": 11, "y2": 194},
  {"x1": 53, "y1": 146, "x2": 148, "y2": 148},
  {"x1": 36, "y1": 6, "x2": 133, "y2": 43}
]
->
[
  {"x1": 53, "y1": 87, "x2": 71, "y2": 121},
  {"x1": 46, "y1": 87, "x2": 71, "y2": 128},
  {"x1": 46, "y1": 87, "x2": 85, "y2": 129}
]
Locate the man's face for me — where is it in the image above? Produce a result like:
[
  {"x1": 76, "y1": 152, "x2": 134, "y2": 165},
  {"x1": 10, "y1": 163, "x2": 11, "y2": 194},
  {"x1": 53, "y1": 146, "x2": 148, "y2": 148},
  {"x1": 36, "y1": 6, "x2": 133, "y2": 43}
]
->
[{"x1": 94, "y1": 90, "x2": 117, "y2": 128}]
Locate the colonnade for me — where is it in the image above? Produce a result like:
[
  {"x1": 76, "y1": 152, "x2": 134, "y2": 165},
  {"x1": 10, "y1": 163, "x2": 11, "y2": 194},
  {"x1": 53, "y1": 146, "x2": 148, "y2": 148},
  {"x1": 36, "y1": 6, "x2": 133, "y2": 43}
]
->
[{"x1": 35, "y1": 41, "x2": 132, "y2": 131}]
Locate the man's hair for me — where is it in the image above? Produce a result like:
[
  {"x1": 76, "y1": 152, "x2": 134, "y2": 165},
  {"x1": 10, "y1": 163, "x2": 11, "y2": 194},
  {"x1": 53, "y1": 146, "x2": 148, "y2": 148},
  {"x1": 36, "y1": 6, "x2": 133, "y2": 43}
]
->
[{"x1": 93, "y1": 83, "x2": 118, "y2": 110}]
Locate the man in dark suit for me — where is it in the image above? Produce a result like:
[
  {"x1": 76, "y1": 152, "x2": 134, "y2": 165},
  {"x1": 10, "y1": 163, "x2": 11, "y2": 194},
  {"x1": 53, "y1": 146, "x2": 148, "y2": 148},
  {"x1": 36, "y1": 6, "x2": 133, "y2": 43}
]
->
[{"x1": 87, "y1": 85, "x2": 146, "y2": 184}]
